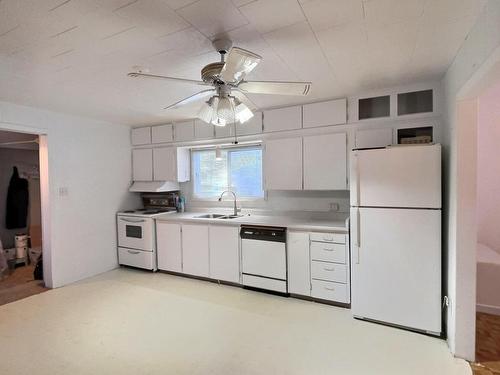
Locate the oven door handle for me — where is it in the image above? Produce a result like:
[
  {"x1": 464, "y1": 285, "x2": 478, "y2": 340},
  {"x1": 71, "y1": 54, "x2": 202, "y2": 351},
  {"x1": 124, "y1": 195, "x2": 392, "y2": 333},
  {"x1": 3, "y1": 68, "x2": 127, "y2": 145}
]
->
[{"x1": 119, "y1": 218, "x2": 146, "y2": 223}]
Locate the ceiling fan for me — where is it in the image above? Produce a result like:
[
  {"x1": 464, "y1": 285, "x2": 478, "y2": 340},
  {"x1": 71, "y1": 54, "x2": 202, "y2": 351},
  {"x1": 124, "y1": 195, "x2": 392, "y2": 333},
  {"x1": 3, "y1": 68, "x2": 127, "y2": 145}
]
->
[{"x1": 128, "y1": 38, "x2": 312, "y2": 127}]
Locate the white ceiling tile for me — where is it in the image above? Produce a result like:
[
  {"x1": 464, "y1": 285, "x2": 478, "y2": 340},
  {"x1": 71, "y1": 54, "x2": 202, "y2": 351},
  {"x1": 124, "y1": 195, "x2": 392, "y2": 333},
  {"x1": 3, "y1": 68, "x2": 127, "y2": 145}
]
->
[
  {"x1": 422, "y1": 0, "x2": 487, "y2": 24},
  {"x1": 114, "y1": 0, "x2": 189, "y2": 37},
  {"x1": 301, "y1": 0, "x2": 364, "y2": 32},
  {"x1": 238, "y1": 0, "x2": 305, "y2": 34},
  {"x1": 363, "y1": 0, "x2": 425, "y2": 26},
  {"x1": 231, "y1": 0, "x2": 257, "y2": 7},
  {"x1": 164, "y1": 0, "x2": 199, "y2": 10},
  {"x1": 176, "y1": 0, "x2": 248, "y2": 37}
]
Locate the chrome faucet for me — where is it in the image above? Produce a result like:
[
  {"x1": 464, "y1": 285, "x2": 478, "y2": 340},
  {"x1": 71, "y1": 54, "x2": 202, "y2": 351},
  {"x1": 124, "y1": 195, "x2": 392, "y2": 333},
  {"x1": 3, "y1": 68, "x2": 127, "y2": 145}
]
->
[{"x1": 218, "y1": 190, "x2": 239, "y2": 216}]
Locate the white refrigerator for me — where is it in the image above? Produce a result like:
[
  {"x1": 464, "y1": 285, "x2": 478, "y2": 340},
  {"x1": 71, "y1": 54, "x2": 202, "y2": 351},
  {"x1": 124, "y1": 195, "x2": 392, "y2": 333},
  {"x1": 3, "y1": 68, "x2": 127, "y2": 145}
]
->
[{"x1": 350, "y1": 144, "x2": 442, "y2": 335}]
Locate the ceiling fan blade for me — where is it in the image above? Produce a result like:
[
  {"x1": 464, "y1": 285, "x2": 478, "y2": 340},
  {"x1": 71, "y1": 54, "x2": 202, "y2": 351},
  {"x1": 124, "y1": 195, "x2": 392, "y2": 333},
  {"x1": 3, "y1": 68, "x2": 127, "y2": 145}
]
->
[
  {"x1": 232, "y1": 90, "x2": 258, "y2": 110},
  {"x1": 128, "y1": 72, "x2": 208, "y2": 86},
  {"x1": 238, "y1": 80, "x2": 311, "y2": 96},
  {"x1": 220, "y1": 47, "x2": 262, "y2": 84},
  {"x1": 164, "y1": 89, "x2": 215, "y2": 110}
]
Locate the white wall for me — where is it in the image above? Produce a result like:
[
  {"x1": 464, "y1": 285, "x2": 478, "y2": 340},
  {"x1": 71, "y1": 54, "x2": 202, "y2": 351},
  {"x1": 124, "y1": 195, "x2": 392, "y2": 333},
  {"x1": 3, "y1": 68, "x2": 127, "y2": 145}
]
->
[
  {"x1": 0, "y1": 100, "x2": 139, "y2": 288},
  {"x1": 477, "y1": 81, "x2": 500, "y2": 254},
  {"x1": 442, "y1": 0, "x2": 500, "y2": 360}
]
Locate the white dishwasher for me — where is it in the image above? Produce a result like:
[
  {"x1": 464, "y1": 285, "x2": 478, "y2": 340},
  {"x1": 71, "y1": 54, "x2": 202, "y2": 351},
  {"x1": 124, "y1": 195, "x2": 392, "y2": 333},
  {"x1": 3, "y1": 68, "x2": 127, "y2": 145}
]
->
[{"x1": 240, "y1": 226, "x2": 287, "y2": 294}]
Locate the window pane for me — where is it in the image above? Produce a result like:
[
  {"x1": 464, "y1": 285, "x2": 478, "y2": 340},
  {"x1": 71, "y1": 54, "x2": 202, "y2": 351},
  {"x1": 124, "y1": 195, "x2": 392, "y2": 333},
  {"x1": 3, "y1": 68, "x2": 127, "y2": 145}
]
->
[
  {"x1": 192, "y1": 146, "x2": 263, "y2": 199},
  {"x1": 192, "y1": 150, "x2": 228, "y2": 198},
  {"x1": 229, "y1": 148, "x2": 263, "y2": 198}
]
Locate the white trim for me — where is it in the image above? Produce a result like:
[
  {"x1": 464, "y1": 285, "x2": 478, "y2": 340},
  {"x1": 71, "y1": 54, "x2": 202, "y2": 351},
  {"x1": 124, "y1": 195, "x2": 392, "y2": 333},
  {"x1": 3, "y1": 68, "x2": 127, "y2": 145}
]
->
[
  {"x1": 0, "y1": 121, "x2": 53, "y2": 288},
  {"x1": 476, "y1": 303, "x2": 500, "y2": 316}
]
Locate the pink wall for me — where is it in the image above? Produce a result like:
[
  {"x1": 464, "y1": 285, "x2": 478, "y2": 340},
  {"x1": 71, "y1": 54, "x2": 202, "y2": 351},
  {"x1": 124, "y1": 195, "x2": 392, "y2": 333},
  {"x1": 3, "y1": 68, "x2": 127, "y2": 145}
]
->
[{"x1": 477, "y1": 81, "x2": 500, "y2": 255}]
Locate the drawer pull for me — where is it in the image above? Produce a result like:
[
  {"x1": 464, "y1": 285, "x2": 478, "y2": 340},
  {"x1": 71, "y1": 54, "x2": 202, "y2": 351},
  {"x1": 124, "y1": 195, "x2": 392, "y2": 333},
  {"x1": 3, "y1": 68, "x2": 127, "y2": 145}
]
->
[
  {"x1": 323, "y1": 237, "x2": 333, "y2": 241},
  {"x1": 324, "y1": 267, "x2": 335, "y2": 271},
  {"x1": 325, "y1": 287, "x2": 335, "y2": 291},
  {"x1": 323, "y1": 248, "x2": 334, "y2": 251},
  {"x1": 127, "y1": 250, "x2": 141, "y2": 255}
]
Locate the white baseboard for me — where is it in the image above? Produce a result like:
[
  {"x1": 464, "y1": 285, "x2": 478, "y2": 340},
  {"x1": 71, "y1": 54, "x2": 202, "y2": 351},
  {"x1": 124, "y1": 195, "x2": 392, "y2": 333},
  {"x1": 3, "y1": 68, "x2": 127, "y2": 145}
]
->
[{"x1": 477, "y1": 303, "x2": 500, "y2": 316}]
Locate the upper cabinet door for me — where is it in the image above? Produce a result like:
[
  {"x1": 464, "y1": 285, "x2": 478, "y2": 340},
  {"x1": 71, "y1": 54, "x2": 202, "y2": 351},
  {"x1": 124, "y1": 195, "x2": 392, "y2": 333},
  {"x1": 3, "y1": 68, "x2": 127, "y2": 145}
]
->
[
  {"x1": 264, "y1": 137, "x2": 302, "y2": 190},
  {"x1": 263, "y1": 106, "x2": 302, "y2": 133},
  {"x1": 194, "y1": 119, "x2": 215, "y2": 140},
  {"x1": 153, "y1": 147, "x2": 175, "y2": 181},
  {"x1": 132, "y1": 148, "x2": 153, "y2": 181},
  {"x1": 303, "y1": 133, "x2": 347, "y2": 190},
  {"x1": 236, "y1": 112, "x2": 263, "y2": 136},
  {"x1": 215, "y1": 123, "x2": 236, "y2": 138},
  {"x1": 303, "y1": 99, "x2": 347, "y2": 128},
  {"x1": 151, "y1": 124, "x2": 173, "y2": 144},
  {"x1": 354, "y1": 128, "x2": 393, "y2": 150},
  {"x1": 174, "y1": 120, "x2": 195, "y2": 142},
  {"x1": 131, "y1": 127, "x2": 151, "y2": 146}
]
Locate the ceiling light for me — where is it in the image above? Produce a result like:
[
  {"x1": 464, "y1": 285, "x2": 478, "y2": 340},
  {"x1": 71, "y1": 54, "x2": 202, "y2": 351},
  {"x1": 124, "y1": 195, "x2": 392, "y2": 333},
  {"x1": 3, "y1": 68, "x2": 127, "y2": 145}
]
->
[
  {"x1": 196, "y1": 95, "x2": 254, "y2": 126},
  {"x1": 234, "y1": 99, "x2": 254, "y2": 124}
]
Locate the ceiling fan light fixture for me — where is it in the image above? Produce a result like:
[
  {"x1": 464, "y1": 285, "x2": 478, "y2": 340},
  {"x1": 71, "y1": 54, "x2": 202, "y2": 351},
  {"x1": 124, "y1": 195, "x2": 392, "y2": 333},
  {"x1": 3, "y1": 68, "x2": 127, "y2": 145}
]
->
[
  {"x1": 234, "y1": 100, "x2": 254, "y2": 124},
  {"x1": 216, "y1": 96, "x2": 234, "y2": 125},
  {"x1": 198, "y1": 101, "x2": 214, "y2": 123}
]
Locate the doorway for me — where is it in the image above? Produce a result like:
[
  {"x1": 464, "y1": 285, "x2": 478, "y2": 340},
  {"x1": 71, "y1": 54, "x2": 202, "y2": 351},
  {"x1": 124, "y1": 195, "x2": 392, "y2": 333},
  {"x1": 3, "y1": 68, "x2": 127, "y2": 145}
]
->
[{"x1": 0, "y1": 130, "x2": 47, "y2": 305}]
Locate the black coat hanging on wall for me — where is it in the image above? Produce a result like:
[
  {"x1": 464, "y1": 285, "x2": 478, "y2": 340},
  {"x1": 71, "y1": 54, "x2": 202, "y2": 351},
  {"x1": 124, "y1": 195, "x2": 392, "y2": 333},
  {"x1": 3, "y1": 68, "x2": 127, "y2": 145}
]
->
[{"x1": 5, "y1": 166, "x2": 29, "y2": 229}]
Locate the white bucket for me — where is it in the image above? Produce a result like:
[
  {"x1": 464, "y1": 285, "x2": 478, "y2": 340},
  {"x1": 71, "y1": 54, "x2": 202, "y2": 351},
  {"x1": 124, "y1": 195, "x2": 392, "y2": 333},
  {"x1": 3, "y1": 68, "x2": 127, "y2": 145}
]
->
[
  {"x1": 15, "y1": 234, "x2": 29, "y2": 248},
  {"x1": 16, "y1": 246, "x2": 28, "y2": 259}
]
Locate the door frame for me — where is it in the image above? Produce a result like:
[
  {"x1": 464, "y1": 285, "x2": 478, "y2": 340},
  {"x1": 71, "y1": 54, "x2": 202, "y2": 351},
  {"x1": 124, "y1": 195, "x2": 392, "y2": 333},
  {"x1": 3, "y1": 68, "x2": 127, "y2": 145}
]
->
[
  {"x1": 451, "y1": 46, "x2": 500, "y2": 360},
  {"x1": 0, "y1": 122, "x2": 53, "y2": 288}
]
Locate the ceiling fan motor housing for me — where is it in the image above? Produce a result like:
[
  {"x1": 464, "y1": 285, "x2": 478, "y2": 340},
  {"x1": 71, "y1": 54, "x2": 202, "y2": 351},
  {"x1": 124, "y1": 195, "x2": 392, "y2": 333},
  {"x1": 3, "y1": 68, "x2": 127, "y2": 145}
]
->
[{"x1": 201, "y1": 62, "x2": 225, "y2": 83}]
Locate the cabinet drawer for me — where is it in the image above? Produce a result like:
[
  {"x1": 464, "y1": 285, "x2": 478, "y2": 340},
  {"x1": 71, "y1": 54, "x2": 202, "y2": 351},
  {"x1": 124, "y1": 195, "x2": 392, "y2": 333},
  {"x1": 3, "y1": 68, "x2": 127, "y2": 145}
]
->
[
  {"x1": 311, "y1": 279, "x2": 349, "y2": 303},
  {"x1": 310, "y1": 242, "x2": 346, "y2": 264},
  {"x1": 118, "y1": 247, "x2": 155, "y2": 270},
  {"x1": 311, "y1": 261, "x2": 347, "y2": 283},
  {"x1": 310, "y1": 232, "x2": 346, "y2": 244}
]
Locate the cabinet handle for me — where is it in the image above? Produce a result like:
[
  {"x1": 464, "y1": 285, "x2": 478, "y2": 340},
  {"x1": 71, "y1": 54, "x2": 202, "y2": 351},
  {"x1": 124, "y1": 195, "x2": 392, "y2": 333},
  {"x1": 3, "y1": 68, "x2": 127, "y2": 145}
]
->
[
  {"x1": 325, "y1": 287, "x2": 335, "y2": 291},
  {"x1": 127, "y1": 250, "x2": 141, "y2": 255},
  {"x1": 323, "y1": 237, "x2": 333, "y2": 241},
  {"x1": 323, "y1": 248, "x2": 334, "y2": 252},
  {"x1": 324, "y1": 267, "x2": 335, "y2": 271}
]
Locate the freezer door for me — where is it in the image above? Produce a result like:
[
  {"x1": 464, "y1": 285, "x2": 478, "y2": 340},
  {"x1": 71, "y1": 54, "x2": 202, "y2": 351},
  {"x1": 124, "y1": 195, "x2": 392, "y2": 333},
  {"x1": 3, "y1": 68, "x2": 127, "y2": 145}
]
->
[
  {"x1": 350, "y1": 207, "x2": 442, "y2": 334},
  {"x1": 350, "y1": 144, "x2": 441, "y2": 208}
]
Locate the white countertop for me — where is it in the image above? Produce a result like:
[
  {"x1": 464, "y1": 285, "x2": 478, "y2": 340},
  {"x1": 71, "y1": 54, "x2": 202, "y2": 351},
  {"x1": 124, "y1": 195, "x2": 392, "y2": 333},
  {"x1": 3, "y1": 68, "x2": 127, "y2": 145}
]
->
[{"x1": 155, "y1": 212, "x2": 349, "y2": 232}]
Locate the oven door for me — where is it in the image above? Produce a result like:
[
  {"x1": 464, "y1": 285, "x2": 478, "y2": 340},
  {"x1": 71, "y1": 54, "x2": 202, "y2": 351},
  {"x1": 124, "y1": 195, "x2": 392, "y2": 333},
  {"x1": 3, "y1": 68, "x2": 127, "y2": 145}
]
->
[{"x1": 117, "y1": 216, "x2": 154, "y2": 251}]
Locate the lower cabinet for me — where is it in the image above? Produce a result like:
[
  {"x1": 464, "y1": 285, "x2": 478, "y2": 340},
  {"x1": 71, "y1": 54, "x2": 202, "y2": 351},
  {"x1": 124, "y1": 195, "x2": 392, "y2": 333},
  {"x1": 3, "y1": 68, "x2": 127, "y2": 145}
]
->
[
  {"x1": 156, "y1": 222, "x2": 182, "y2": 272},
  {"x1": 287, "y1": 231, "x2": 311, "y2": 295},
  {"x1": 209, "y1": 225, "x2": 240, "y2": 283},
  {"x1": 287, "y1": 230, "x2": 350, "y2": 304},
  {"x1": 182, "y1": 224, "x2": 210, "y2": 277}
]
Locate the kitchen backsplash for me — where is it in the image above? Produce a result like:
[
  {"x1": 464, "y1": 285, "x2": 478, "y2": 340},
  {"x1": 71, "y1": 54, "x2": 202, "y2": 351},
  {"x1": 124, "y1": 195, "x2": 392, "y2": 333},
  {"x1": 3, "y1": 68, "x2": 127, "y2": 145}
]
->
[{"x1": 180, "y1": 182, "x2": 350, "y2": 216}]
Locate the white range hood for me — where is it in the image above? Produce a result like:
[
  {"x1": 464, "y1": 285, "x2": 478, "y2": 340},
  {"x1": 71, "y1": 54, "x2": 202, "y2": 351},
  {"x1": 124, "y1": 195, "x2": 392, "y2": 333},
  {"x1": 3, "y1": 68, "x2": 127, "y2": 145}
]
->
[{"x1": 129, "y1": 181, "x2": 180, "y2": 192}]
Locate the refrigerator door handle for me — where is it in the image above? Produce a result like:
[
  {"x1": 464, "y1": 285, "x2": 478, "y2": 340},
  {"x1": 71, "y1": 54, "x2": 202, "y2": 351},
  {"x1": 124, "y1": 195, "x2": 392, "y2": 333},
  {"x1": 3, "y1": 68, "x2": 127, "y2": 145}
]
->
[
  {"x1": 351, "y1": 152, "x2": 360, "y2": 206},
  {"x1": 352, "y1": 208, "x2": 360, "y2": 264}
]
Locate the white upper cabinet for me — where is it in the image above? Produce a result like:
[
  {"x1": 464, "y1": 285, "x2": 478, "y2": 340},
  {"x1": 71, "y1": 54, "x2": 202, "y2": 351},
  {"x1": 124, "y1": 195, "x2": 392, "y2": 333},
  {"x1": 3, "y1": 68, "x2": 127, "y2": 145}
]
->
[
  {"x1": 132, "y1": 148, "x2": 153, "y2": 181},
  {"x1": 157, "y1": 222, "x2": 182, "y2": 273},
  {"x1": 182, "y1": 224, "x2": 210, "y2": 277},
  {"x1": 131, "y1": 127, "x2": 151, "y2": 146},
  {"x1": 303, "y1": 99, "x2": 347, "y2": 128},
  {"x1": 237, "y1": 112, "x2": 263, "y2": 136},
  {"x1": 287, "y1": 231, "x2": 311, "y2": 296},
  {"x1": 174, "y1": 120, "x2": 195, "y2": 142},
  {"x1": 215, "y1": 123, "x2": 235, "y2": 138},
  {"x1": 194, "y1": 119, "x2": 215, "y2": 140},
  {"x1": 303, "y1": 133, "x2": 347, "y2": 190},
  {"x1": 354, "y1": 128, "x2": 393, "y2": 150},
  {"x1": 209, "y1": 225, "x2": 240, "y2": 283},
  {"x1": 151, "y1": 124, "x2": 173, "y2": 144},
  {"x1": 153, "y1": 147, "x2": 176, "y2": 181},
  {"x1": 263, "y1": 106, "x2": 302, "y2": 133},
  {"x1": 264, "y1": 137, "x2": 302, "y2": 190}
]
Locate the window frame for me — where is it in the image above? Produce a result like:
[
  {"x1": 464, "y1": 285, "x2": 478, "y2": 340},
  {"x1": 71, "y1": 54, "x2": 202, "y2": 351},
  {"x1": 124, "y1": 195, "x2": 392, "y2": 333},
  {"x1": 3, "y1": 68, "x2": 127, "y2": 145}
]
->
[{"x1": 190, "y1": 144, "x2": 265, "y2": 202}]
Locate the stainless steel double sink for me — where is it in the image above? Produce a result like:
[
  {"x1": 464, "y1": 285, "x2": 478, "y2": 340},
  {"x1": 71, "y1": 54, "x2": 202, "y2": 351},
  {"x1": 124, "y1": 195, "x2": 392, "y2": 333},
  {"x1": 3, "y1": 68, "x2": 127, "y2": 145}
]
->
[{"x1": 193, "y1": 213, "x2": 244, "y2": 220}]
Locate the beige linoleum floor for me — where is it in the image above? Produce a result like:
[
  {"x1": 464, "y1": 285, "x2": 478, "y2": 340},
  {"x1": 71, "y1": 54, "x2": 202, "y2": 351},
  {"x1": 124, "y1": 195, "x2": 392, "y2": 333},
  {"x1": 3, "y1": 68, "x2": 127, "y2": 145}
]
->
[{"x1": 0, "y1": 268, "x2": 470, "y2": 375}]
